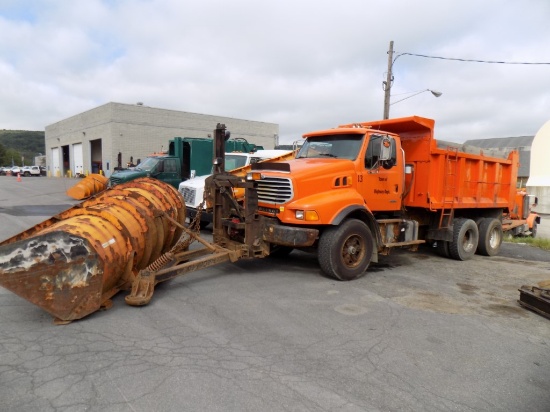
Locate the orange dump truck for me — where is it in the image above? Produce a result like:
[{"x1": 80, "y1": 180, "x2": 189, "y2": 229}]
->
[
  {"x1": 247, "y1": 115, "x2": 520, "y2": 280},
  {"x1": 0, "y1": 119, "x2": 526, "y2": 322}
]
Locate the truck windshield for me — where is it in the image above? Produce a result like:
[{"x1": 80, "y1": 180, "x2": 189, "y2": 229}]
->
[
  {"x1": 225, "y1": 154, "x2": 249, "y2": 170},
  {"x1": 296, "y1": 134, "x2": 364, "y2": 160},
  {"x1": 135, "y1": 157, "x2": 160, "y2": 172}
]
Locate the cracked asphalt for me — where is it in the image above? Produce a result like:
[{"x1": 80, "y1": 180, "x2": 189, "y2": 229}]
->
[{"x1": 1, "y1": 176, "x2": 549, "y2": 411}]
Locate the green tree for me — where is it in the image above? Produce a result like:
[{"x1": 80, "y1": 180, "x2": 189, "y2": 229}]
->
[
  {"x1": 0, "y1": 130, "x2": 45, "y2": 165},
  {"x1": 4, "y1": 148, "x2": 22, "y2": 166},
  {"x1": 0, "y1": 142, "x2": 6, "y2": 165}
]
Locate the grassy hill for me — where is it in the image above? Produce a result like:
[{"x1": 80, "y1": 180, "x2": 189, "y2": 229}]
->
[{"x1": 0, "y1": 130, "x2": 45, "y2": 166}]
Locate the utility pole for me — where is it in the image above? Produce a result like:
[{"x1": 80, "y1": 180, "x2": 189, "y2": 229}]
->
[{"x1": 383, "y1": 40, "x2": 394, "y2": 119}]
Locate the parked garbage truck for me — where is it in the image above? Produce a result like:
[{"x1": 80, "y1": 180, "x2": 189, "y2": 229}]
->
[
  {"x1": 0, "y1": 117, "x2": 526, "y2": 322},
  {"x1": 109, "y1": 136, "x2": 261, "y2": 188}
]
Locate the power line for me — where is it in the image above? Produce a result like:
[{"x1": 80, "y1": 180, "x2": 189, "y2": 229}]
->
[{"x1": 396, "y1": 52, "x2": 550, "y2": 65}]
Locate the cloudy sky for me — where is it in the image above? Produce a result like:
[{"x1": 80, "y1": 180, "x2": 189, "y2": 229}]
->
[{"x1": 1, "y1": 0, "x2": 549, "y2": 144}]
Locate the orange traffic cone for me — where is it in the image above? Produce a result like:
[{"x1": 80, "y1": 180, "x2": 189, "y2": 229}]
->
[{"x1": 17, "y1": 173, "x2": 21, "y2": 182}]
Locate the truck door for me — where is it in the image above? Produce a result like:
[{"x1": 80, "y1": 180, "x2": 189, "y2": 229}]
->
[
  {"x1": 156, "y1": 158, "x2": 180, "y2": 188},
  {"x1": 358, "y1": 134, "x2": 403, "y2": 212}
]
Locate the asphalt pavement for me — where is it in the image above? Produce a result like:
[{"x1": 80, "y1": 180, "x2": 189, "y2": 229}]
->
[{"x1": 1, "y1": 175, "x2": 549, "y2": 412}]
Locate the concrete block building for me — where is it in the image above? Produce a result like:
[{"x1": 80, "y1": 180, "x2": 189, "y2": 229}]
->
[{"x1": 45, "y1": 102, "x2": 279, "y2": 177}]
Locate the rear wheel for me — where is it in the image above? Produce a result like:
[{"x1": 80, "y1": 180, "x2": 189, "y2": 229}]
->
[
  {"x1": 318, "y1": 219, "x2": 374, "y2": 281},
  {"x1": 449, "y1": 218, "x2": 479, "y2": 261},
  {"x1": 477, "y1": 218, "x2": 502, "y2": 256},
  {"x1": 436, "y1": 240, "x2": 450, "y2": 258}
]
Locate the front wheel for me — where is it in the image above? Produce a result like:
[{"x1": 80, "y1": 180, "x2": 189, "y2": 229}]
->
[{"x1": 318, "y1": 219, "x2": 374, "y2": 281}]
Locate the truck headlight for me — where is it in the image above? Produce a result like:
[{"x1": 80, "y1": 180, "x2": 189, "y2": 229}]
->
[
  {"x1": 246, "y1": 172, "x2": 264, "y2": 181},
  {"x1": 295, "y1": 210, "x2": 319, "y2": 221}
]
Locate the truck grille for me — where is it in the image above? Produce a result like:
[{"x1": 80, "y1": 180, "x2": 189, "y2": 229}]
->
[
  {"x1": 256, "y1": 177, "x2": 293, "y2": 204},
  {"x1": 179, "y1": 187, "x2": 196, "y2": 206}
]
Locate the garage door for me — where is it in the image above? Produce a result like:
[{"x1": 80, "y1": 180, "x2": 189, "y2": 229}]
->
[
  {"x1": 73, "y1": 143, "x2": 83, "y2": 176},
  {"x1": 51, "y1": 147, "x2": 60, "y2": 177}
]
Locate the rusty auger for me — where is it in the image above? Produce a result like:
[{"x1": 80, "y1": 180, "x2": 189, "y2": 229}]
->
[
  {"x1": 0, "y1": 124, "x2": 270, "y2": 324},
  {"x1": 0, "y1": 178, "x2": 186, "y2": 323}
]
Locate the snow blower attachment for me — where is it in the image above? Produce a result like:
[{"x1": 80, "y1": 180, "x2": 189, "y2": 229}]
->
[
  {"x1": 66, "y1": 173, "x2": 109, "y2": 200},
  {"x1": 0, "y1": 124, "x2": 279, "y2": 323},
  {"x1": 0, "y1": 177, "x2": 186, "y2": 323}
]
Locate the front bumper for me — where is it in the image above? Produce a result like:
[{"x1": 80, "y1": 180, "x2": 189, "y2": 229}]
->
[{"x1": 262, "y1": 221, "x2": 318, "y2": 247}]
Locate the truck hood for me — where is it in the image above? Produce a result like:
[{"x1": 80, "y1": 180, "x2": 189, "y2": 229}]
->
[
  {"x1": 262, "y1": 158, "x2": 357, "y2": 201},
  {"x1": 109, "y1": 169, "x2": 148, "y2": 184},
  {"x1": 274, "y1": 158, "x2": 355, "y2": 178},
  {"x1": 179, "y1": 174, "x2": 209, "y2": 190}
]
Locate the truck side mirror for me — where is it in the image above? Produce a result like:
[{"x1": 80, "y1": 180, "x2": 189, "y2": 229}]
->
[
  {"x1": 379, "y1": 137, "x2": 392, "y2": 161},
  {"x1": 380, "y1": 137, "x2": 396, "y2": 169}
]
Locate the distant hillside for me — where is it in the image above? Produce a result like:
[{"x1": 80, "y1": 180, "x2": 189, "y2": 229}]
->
[{"x1": 0, "y1": 130, "x2": 45, "y2": 166}]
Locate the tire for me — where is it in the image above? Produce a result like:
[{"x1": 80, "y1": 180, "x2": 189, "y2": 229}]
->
[
  {"x1": 449, "y1": 218, "x2": 479, "y2": 261},
  {"x1": 24, "y1": 172, "x2": 30, "y2": 177},
  {"x1": 318, "y1": 219, "x2": 374, "y2": 281},
  {"x1": 436, "y1": 240, "x2": 450, "y2": 258},
  {"x1": 530, "y1": 222, "x2": 538, "y2": 238},
  {"x1": 476, "y1": 218, "x2": 502, "y2": 256}
]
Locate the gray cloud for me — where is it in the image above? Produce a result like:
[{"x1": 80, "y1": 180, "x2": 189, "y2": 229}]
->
[{"x1": 1, "y1": 0, "x2": 549, "y2": 143}]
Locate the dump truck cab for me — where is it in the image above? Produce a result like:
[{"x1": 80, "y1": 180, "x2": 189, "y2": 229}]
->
[{"x1": 252, "y1": 125, "x2": 405, "y2": 226}]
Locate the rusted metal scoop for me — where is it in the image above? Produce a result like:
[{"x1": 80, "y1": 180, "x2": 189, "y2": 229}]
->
[{"x1": 0, "y1": 178, "x2": 185, "y2": 323}]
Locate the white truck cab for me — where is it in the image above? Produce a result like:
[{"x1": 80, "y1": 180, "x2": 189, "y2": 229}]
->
[{"x1": 179, "y1": 150, "x2": 293, "y2": 228}]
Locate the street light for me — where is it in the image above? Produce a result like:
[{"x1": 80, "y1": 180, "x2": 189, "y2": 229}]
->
[
  {"x1": 390, "y1": 89, "x2": 442, "y2": 106},
  {"x1": 382, "y1": 40, "x2": 442, "y2": 119}
]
